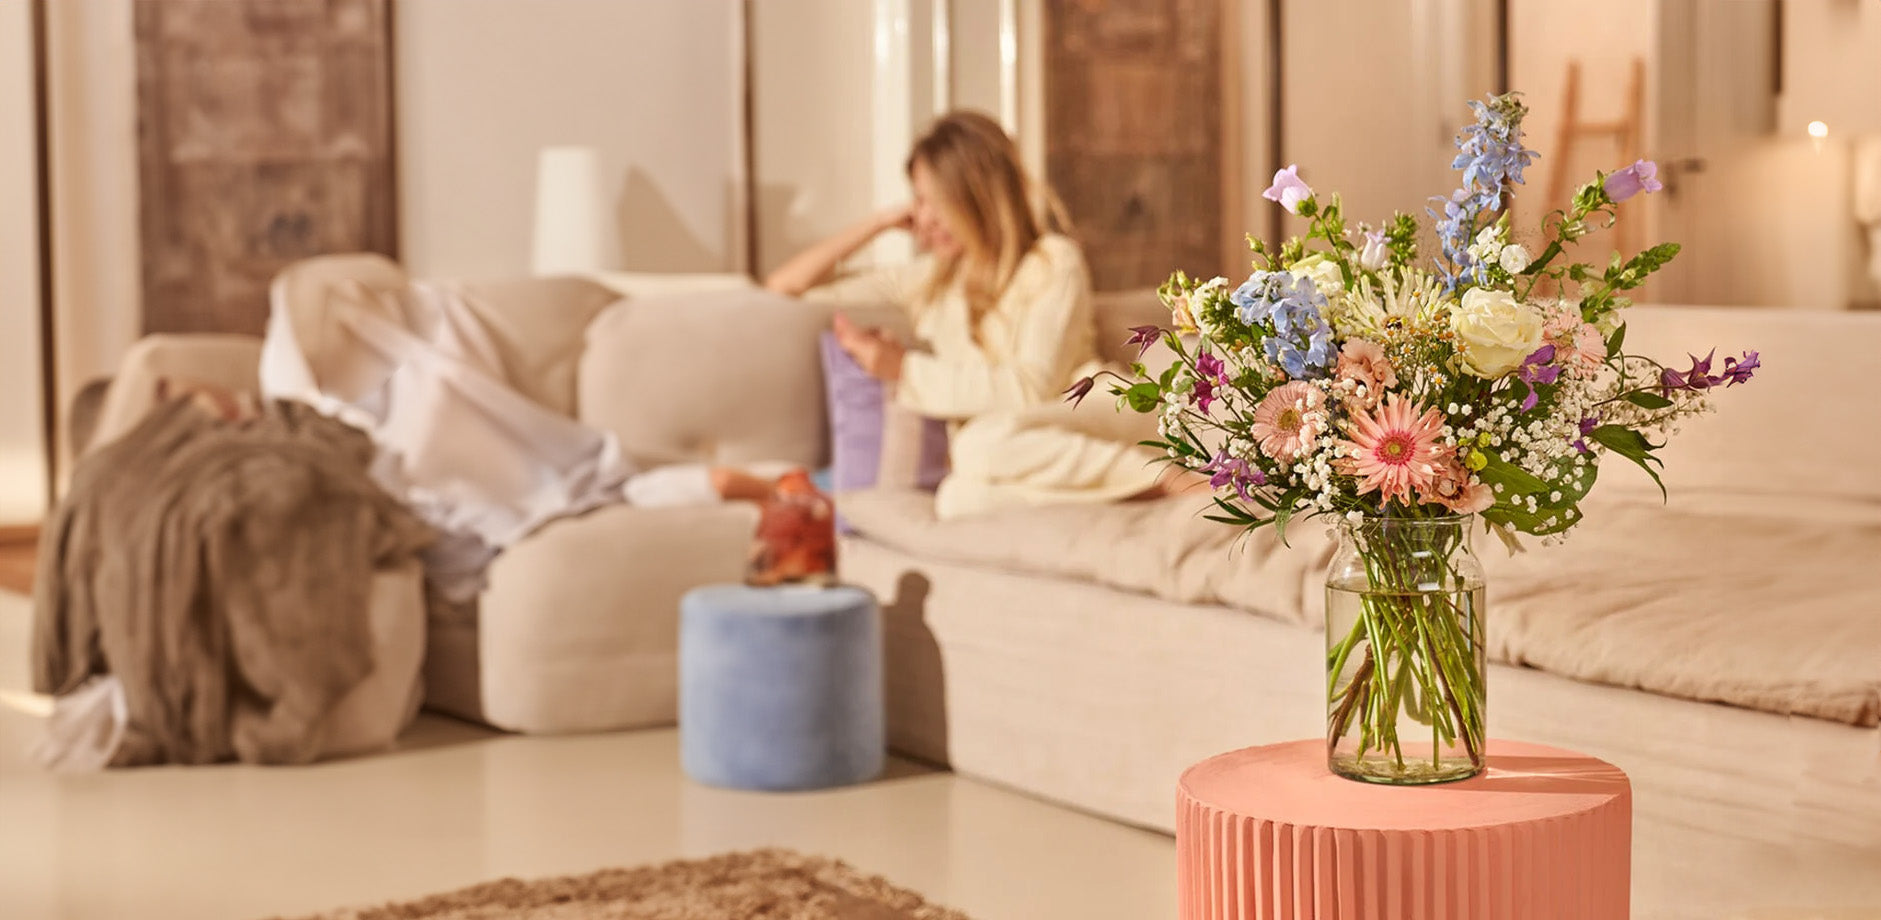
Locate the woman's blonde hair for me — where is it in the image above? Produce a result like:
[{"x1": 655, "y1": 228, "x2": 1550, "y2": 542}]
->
[{"x1": 907, "y1": 111, "x2": 1071, "y2": 335}]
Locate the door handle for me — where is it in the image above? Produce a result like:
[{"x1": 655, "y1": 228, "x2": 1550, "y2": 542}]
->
[{"x1": 1659, "y1": 156, "x2": 1707, "y2": 199}]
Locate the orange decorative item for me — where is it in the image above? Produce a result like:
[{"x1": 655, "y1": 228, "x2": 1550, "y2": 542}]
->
[{"x1": 746, "y1": 470, "x2": 838, "y2": 587}]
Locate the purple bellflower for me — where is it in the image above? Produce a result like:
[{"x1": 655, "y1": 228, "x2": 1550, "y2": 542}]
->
[
  {"x1": 1202, "y1": 452, "x2": 1266, "y2": 502},
  {"x1": 1604, "y1": 160, "x2": 1664, "y2": 202}
]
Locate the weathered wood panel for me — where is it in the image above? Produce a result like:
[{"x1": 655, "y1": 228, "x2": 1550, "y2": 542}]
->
[
  {"x1": 135, "y1": 0, "x2": 395, "y2": 336},
  {"x1": 1044, "y1": 0, "x2": 1224, "y2": 291}
]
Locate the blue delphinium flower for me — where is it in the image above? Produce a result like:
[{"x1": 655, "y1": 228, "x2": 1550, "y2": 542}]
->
[
  {"x1": 1232, "y1": 269, "x2": 1335, "y2": 379},
  {"x1": 1432, "y1": 94, "x2": 1538, "y2": 288}
]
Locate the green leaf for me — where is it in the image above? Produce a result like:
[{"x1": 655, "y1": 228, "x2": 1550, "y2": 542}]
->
[
  {"x1": 1476, "y1": 452, "x2": 1550, "y2": 497},
  {"x1": 1621, "y1": 390, "x2": 1672, "y2": 410},
  {"x1": 1484, "y1": 501, "x2": 1584, "y2": 536},
  {"x1": 1605, "y1": 323, "x2": 1626, "y2": 356},
  {"x1": 1589, "y1": 424, "x2": 1667, "y2": 500},
  {"x1": 1210, "y1": 497, "x2": 1258, "y2": 525},
  {"x1": 1273, "y1": 502, "x2": 1294, "y2": 547},
  {"x1": 1123, "y1": 383, "x2": 1162, "y2": 413}
]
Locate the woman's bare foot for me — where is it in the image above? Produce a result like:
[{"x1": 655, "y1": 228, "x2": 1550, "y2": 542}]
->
[{"x1": 710, "y1": 467, "x2": 784, "y2": 503}]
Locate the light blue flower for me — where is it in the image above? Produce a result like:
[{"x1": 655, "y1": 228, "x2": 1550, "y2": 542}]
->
[
  {"x1": 1431, "y1": 94, "x2": 1538, "y2": 289},
  {"x1": 1232, "y1": 270, "x2": 1335, "y2": 379}
]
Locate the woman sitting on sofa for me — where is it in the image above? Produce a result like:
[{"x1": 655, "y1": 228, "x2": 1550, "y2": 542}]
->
[{"x1": 764, "y1": 111, "x2": 1180, "y2": 519}]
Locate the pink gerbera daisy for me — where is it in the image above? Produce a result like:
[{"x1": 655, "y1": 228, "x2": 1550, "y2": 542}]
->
[
  {"x1": 1250, "y1": 381, "x2": 1327, "y2": 462},
  {"x1": 1336, "y1": 395, "x2": 1447, "y2": 505}
]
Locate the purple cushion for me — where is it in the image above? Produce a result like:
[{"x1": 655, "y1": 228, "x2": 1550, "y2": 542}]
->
[{"x1": 818, "y1": 333, "x2": 949, "y2": 509}]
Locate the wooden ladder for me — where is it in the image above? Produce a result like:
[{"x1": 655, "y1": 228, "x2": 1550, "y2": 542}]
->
[{"x1": 1546, "y1": 58, "x2": 1646, "y2": 255}]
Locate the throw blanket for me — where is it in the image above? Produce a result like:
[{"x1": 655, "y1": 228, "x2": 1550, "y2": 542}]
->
[
  {"x1": 259, "y1": 278, "x2": 632, "y2": 600},
  {"x1": 33, "y1": 400, "x2": 435, "y2": 765}
]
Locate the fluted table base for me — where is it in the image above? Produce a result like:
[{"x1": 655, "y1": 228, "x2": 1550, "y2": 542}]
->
[{"x1": 1177, "y1": 740, "x2": 1631, "y2": 920}]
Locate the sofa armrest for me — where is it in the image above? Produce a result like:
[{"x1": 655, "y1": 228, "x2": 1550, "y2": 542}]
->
[
  {"x1": 84, "y1": 334, "x2": 265, "y2": 457},
  {"x1": 473, "y1": 500, "x2": 760, "y2": 733}
]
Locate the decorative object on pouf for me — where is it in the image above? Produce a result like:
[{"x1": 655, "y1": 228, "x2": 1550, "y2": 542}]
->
[
  {"x1": 746, "y1": 470, "x2": 837, "y2": 587},
  {"x1": 680, "y1": 584, "x2": 883, "y2": 791},
  {"x1": 1176, "y1": 740, "x2": 1632, "y2": 920},
  {"x1": 1082, "y1": 93, "x2": 1758, "y2": 785}
]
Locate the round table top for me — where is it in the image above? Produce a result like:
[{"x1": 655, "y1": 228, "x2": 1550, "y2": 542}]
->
[{"x1": 1179, "y1": 739, "x2": 1629, "y2": 833}]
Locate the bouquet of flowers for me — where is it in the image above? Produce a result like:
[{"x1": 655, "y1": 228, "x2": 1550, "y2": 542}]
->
[{"x1": 1077, "y1": 93, "x2": 1758, "y2": 782}]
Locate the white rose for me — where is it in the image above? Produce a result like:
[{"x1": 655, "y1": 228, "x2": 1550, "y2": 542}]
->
[
  {"x1": 1290, "y1": 254, "x2": 1345, "y2": 294},
  {"x1": 1450, "y1": 288, "x2": 1545, "y2": 378},
  {"x1": 1498, "y1": 244, "x2": 1530, "y2": 273}
]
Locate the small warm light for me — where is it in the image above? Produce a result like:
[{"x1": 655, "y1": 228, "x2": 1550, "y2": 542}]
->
[{"x1": 1807, "y1": 120, "x2": 1830, "y2": 139}]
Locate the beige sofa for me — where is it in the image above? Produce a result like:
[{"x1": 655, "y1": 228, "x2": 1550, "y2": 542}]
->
[{"x1": 92, "y1": 255, "x2": 834, "y2": 736}]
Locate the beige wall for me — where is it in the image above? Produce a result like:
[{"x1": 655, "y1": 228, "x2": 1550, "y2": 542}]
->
[
  {"x1": 45, "y1": 0, "x2": 140, "y2": 488},
  {"x1": 0, "y1": 0, "x2": 46, "y2": 522},
  {"x1": 1281, "y1": 0, "x2": 1498, "y2": 239},
  {"x1": 1510, "y1": 0, "x2": 1877, "y2": 310},
  {"x1": 1511, "y1": 0, "x2": 1657, "y2": 215},
  {"x1": 749, "y1": 2, "x2": 879, "y2": 276},
  {"x1": 395, "y1": 0, "x2": 745, "y2": 280},
  {"x1": 1781, "y1": 0, "x2": 1881, "y2": 136}
]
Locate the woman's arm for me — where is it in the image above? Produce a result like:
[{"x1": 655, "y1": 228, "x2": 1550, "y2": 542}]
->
[{"x1": 763, "y1": 205, "x2": 913, "y2": 297}]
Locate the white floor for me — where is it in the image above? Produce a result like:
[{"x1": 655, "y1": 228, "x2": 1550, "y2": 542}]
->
[{"x1": 0, "y1": 591, "x2": 1174, "y2": 920}]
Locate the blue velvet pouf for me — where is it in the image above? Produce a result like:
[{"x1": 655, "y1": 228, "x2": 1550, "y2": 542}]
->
[{"x1": 679, "y1": 584, "x2": 884, "y2": 791}]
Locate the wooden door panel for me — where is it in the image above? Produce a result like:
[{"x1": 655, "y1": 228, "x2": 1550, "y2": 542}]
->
[
  {"x1": 135, "y1": 0, "x2": 395, "y2": 336},
  {"x1": 1045, "y1": 0, "x2": 1224, "y2": 291}
]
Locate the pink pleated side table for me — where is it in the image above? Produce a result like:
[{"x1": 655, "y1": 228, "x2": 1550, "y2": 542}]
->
[{"x1": 1177, "y1": 739, "x2": 1631, "y2": 920}]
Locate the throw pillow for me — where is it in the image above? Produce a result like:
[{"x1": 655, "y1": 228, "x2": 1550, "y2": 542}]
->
[{"x1": 817, "y1": 332, "x2": 949, "y2": 507}]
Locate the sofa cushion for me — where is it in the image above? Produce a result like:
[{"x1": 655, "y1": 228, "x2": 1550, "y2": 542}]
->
[
  {"x1": 840, "y1": 489, "x2": 1881, "y2": 726},
  {"x1": 819, "y1": 333, "x2": 948, "y2": 500},
  {"x1": 1604, "y1": 306, "x2": 1881, "y2": 506},
  {"x1": 579, "y1": 288, "x2": 834, "y2": 469},
  {"x1": 456, "y1": 275, "x2": 622, "y2": 417},
  {"x1": 836, "y1": 488, "x2": 1332, "y2": 629}
]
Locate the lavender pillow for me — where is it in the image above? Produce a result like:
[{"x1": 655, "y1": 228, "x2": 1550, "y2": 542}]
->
[{"x1": 818, "y1": 333, "x2": 949, "y2": 506}]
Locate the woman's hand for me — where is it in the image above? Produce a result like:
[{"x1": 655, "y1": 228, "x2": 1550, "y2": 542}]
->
[
  {"x1": 833, "y1": 312, "x2": 904, "y2": 383},
  {"x1": 873, "y1": 202, "x2": 915, "y2": 235}
]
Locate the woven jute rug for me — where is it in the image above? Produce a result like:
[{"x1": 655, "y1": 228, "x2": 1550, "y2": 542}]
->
[{"x1": 275, "y1": 849, "x2": 974, "y2": 920}]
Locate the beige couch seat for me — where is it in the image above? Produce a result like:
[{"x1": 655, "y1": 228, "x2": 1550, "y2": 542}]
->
[
  {"x1": 844, "y1": 486, "x2": 1881, "y2": 728},
  {"x1": 837, "y1": 488, "x2": 1331, "y2": 628}
]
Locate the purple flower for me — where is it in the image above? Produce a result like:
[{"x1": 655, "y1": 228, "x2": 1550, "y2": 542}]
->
[
  {"x1": 1063, "y1": 375, "x2": 1097, "y2": 408},
  {"x1": 1571, "y1": 415, "x2": 1600, "y2": 454},
  {"x1": 1202, "y1": 452, "x2": 1266, "y2": 502},
  {"x1": 1262, "y1": 164, "x2": 1313, "y2": 215},
  {"x1": 1515, "y1": 345, "x2": 1561, "y2": 411},
  {"x1": 1190, "y1": 352, "x2": 1229, "y2": 414},
  {"x1": 1191, "y1": 377, "x2": 1217, "y2": 414},
  {"x1": 1125, "y1": 325, "x2": 1164, "y2": 359},
  {"x1": 1604, "y1": 160, "x2": 1663, "y2": 202},
  {"x1": 1659, "y1": 348, "x2": 1756, "y2": 397},
  {"x1": 1722, "y1": 350, "x2": 1759, "y2": 386},
  {"x1": 1671, "y1": 350, "x2": 1720, "y2": 392},
  {"x1": 1195, "y1": 352, "x2": 1227, "y2": 384}
]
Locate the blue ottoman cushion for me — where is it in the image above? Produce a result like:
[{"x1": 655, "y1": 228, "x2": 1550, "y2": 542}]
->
[{"x1": 680, "y1": 584, "x2": 884, "y2": 791}]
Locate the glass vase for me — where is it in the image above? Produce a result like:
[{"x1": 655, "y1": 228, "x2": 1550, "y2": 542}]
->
[{"x1": 1325, "y1": 514, "x2": 1486, "y2": 784}]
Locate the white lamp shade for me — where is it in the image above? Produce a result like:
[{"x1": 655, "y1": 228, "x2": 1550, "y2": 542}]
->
[{"x1": 531, "y1": 146, "x2": 608, "y2": 275}]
